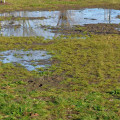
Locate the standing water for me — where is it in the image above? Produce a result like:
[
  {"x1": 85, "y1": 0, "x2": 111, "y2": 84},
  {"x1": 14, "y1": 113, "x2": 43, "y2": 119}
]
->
[
  {"x1": 0, "y1": 50, "x2": 51, "y2": 71},
  {"x1": 0, "y1": 8, "x2": 120, "y2": 38}
]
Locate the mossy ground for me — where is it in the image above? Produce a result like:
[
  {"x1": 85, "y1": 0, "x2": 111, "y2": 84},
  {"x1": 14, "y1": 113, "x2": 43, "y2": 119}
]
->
[{"x1": 0, "y1": 34, "x2": 120, "y2": 120}]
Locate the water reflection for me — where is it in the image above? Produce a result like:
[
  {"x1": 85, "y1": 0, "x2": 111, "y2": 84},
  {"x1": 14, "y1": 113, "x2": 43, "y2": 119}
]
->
[
  {"x1": 0, "y1": 50, "x2": 51, "y2": 71},
  {"x1": 0, "y1": 8, "x2": 120, "y2": 37},
  {"x1": 57, "y1": 10, "x2": 71, "y2": 28},
  {"x1": 0, "y1": 11, "x2": 60, "y2": 38},
  {"x1": 104, "y1": 9, "x2": 111, "y2": 24}
]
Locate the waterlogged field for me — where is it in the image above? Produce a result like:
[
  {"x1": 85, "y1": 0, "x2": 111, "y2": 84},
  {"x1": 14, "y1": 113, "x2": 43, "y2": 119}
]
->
[{"x1": 0, "y1": 0, "x2": 120, "y2": 120}]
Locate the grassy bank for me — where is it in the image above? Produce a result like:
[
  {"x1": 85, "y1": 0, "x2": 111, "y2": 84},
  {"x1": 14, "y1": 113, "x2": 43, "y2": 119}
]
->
[
  {"x1": 0, "y1": 34, "x2": 120, "y2": 119},
  {"x1": 0, "y1": 0, "x2": 120, "y2": 12}
]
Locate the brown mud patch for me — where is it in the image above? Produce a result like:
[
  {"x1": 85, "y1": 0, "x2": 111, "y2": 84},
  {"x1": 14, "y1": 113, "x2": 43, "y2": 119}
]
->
[
  {"x1": 47, "y1": 24, "x2": 120, "y2": 35},
  {"x1": 79, "y1": 24, "x2": 120, "y2": 34},
  {"x1": 25, "y1": 61, "x2": 64, "y2": 91},
  {"x1": 23, "y1": 75, "x2": 65, "y2": 91}
]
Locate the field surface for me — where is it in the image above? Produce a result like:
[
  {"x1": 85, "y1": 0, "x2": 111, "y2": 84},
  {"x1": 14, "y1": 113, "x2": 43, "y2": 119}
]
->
[{"x1": 0, "y1": 0, "x2": 120, "y2": 120}]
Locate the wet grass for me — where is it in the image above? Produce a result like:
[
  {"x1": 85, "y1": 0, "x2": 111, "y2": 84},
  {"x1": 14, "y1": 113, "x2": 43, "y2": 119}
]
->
[
  {"x1": 0, "y1": 0, "x2": 120, "y2": 12},
  {"x1": 0, "y1": 34, "x2": 120, "y2": 119}
]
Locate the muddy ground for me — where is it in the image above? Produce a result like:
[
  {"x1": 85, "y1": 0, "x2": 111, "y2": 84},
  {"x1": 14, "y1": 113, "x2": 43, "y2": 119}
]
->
[
  {"x1": 42, "y1": 23, "x2": 120, "y2": 36},
  {"x1": 75, "y1": 24, "x2": 120, "y2": 35}
]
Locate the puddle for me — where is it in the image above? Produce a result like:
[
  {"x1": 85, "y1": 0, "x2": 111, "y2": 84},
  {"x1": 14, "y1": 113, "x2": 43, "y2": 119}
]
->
[
  {"x1": 0, "y1": 50, "x2": 51, "y2": 71},
  {"x1": 0, "y1": 8, "x2": 120, "y2": 38}
]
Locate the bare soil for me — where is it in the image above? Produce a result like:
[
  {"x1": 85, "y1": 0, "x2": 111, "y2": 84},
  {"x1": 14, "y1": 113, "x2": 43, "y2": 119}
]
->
[
  {"x1": 79, "y1": 24, "x2": 120, "y2": 34},
  {"x1": 47, "y1": 23, "x2": 120, "y2": 35}
]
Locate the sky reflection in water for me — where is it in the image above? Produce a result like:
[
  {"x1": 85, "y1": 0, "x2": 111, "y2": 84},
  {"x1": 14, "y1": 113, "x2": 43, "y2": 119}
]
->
[
  {"x1": 0, "y1": 50, "x2": 51, "y2": 71},
  {"x1": 0, "y1": 8, "x2": 120, "y2": 38}
]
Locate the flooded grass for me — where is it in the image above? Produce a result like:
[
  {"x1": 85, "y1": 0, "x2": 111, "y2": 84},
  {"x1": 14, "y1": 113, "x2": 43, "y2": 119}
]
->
[
  {"x1": 0, "y1": 8, "x2": 120, "y2": 37},
  {"x1": 0, "y1": 50, "x2": 51, "y2": 71}
]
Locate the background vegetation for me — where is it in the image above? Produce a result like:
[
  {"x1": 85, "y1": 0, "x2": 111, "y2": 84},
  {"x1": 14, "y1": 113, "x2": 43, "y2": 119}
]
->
[{"x1": 0, "y1": 0, "x2": 120, "y2": 12}]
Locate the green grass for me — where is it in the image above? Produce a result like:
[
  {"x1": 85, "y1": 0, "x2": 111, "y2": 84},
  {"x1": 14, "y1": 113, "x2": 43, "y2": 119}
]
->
[
  {"x1": 0, "y1": 0, "x2": 120, "y2": 119},
  {"x1": 0, "y1": 34, "x2": 120, "y2": 119},
  {"x1": 0, "y1": 0, "x2": 120, "y2": 12}
]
